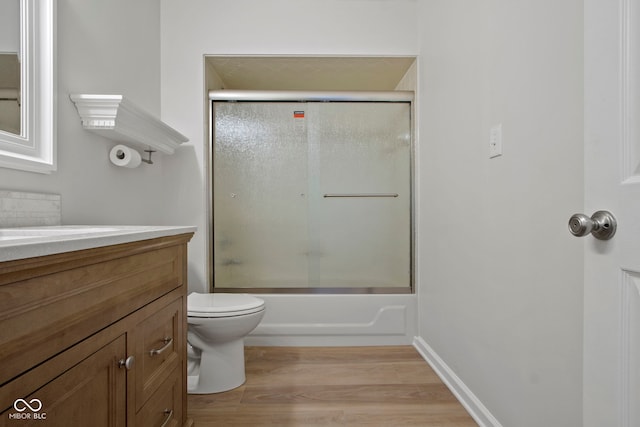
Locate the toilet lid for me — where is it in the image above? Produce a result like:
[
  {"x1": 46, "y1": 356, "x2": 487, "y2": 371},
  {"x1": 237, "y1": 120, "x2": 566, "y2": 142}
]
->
[{"x1": 187, "y1": 292, "x2": 265, "y2": 318}]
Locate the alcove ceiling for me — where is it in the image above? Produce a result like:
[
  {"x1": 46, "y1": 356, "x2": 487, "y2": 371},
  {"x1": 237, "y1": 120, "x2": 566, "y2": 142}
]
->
[{"x1": 205, "y1": 56, "x2": 416, "y2": 91}]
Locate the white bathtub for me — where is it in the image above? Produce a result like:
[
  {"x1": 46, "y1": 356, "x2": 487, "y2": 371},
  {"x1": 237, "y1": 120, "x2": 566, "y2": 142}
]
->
[{"x1": 244, "y1": 293, "x2": 417, "y2": 346}]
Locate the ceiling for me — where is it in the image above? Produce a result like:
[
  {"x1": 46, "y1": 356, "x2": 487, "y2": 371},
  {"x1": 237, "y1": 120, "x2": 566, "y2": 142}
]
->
[{"x1": 205, "y1": 56, "x2": 416, "y2": 91}]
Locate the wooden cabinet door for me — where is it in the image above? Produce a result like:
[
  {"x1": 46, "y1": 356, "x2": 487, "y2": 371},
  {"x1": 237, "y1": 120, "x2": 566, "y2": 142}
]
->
[{"x1": 2, "y1": 335, "x2": 127, "y2": 427}]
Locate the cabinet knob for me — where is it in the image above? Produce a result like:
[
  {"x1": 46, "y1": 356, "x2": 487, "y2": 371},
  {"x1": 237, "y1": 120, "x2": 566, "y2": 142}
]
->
[{"x1": 118, "y1": 355, "x2": 135, "y2": 370}]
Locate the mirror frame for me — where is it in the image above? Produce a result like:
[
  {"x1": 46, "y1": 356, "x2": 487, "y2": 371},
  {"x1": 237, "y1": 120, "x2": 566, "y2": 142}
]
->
[{"x1": 0, "y1": 0, "x2": 55, "y2": 174}]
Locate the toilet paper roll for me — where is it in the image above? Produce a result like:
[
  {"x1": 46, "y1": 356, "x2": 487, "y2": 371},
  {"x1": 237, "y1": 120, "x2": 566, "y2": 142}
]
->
[{"x1": 109, "y1": 144, "x2": 142, "y2": 168}]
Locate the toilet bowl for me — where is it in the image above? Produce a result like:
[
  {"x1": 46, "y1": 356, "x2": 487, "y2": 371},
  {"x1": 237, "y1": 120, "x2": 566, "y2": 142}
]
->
[{"x1": 187, "y1": 292, "x2": 265, "y2": 394}]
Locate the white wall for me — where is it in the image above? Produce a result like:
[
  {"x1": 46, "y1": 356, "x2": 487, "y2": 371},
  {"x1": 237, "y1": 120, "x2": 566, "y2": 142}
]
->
[
  {"x1": 160, "y1": 0, "x2": 420, "y2": 292},
  {"x1": 0, "y1": 0, "x2": 168, "y2": 226},
  {"x1": 0, "y1": 0, "x2": 20, "y2": 53},
  {"x1": 416, "y1": 1, "x2": 584, "y2": 426}
]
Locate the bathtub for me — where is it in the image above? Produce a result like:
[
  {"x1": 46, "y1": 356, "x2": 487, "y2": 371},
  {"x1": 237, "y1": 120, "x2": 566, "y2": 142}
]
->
[{"x1": 244, "y1": 293, "x2": 417, "y2": 346}]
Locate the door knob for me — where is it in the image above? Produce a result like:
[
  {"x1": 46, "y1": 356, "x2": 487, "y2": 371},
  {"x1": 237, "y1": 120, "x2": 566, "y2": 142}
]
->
[{"x1": 568, "y1": 210, "x2": 617, "y2": 240}]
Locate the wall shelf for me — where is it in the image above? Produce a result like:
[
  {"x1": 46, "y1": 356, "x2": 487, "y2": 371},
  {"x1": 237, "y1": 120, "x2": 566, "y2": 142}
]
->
[{"x1": 69, "y1": 94, "x2": 188, "y2": 154}]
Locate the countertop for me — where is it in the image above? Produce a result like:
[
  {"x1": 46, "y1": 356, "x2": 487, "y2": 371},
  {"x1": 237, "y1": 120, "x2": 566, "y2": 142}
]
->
[{"x1": 0, "y1": 225, "x2": 197, "y2": 262}]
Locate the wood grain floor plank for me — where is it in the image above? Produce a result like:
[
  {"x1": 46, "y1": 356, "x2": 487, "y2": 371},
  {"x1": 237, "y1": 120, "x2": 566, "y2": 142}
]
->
[
  {"x1": 245, "y1": 346, "x2": 424, "y2": 365},
  {"x1": 344, "y1": 410, "x2": 479, "y2": 427},
  {"x1": 240, "y1": 383, "x2": 455, "y2": 405},
  {"x1": 246, "y1": 361, "x2": 409, "y2": 386},
  {"x1": 188, "y1": 346, "x2": 478, "y2": 426},
  {"x1": 393, "y1": 360, "x2": 444, "y2": 384}
]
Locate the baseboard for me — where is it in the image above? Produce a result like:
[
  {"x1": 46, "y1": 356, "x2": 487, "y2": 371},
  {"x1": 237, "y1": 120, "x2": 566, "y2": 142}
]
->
[{"x1": 413, "y1": 336, "x2": 503, "y2": 427}]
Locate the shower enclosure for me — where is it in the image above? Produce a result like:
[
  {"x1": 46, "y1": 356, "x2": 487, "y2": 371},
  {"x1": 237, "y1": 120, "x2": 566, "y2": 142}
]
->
[{"x1": 209, "y1": 90, "x2": 413, "y2": 294}]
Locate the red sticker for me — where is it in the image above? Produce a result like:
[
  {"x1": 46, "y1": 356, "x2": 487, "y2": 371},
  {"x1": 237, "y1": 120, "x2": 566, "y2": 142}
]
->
[{"x1": 294, "y1": 111, "x2": 305, "y2": 118}]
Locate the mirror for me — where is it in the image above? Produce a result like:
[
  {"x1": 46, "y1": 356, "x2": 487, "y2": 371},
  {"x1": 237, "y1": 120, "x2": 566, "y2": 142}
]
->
[
  {"x1": 0, "y1": 0, "x2": 55, "y2": 173},
  {"x1": 0, "y1": 0, "x2": 21, "y2": 135}
]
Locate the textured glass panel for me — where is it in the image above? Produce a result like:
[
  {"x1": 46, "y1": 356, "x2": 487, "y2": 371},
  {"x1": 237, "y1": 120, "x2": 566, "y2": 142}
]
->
[
  {"x1": 212, "y1": 100, "x2": 411, "y2": 290},
  {"x1": 213, "y1": 103, "x2": 309, "y2": 288},
  {"x1": 307, "y1": 102, "x2": 411, "y2": 287}
]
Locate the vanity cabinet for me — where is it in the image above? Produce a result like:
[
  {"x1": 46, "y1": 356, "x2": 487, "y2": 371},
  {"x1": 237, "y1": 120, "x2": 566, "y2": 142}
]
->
[{"x1": 0, "y1": 233, "x2": 194, "y2": 427}]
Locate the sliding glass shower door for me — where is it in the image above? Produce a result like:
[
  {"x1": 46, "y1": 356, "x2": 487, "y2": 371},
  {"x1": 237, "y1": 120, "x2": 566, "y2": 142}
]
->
[{"x1": 211, "y1": 94, "x2": 412, "y2": 293}]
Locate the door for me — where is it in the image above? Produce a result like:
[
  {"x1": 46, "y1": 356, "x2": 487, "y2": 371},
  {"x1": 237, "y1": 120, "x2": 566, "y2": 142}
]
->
[
  {"x1": 211, "y1": 98, "x2": 412, "y2": 292},
  {"x1": 584, "y1": 0, "x2": 640, "y2": 425},
  {"x1": 305, "y1": 102, "x2": 411, "y2": 289},
  {"x1": 1, "y1": 336, "x2": 127, "y2": 427}
]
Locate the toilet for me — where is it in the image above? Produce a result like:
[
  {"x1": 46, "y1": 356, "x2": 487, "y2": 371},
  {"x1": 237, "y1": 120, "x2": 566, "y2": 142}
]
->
[{"x1": 186, "y1": 292, "x2": 265, "y2": 394}]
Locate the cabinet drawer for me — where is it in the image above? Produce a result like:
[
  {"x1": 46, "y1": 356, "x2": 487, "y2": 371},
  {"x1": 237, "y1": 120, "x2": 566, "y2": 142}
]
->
[
  {"x1": 133, "y1": 298, "x2": 183, "y2": 412},
  {"x1": 135, "y1": 365, "x2": 182, "y2": 427}
]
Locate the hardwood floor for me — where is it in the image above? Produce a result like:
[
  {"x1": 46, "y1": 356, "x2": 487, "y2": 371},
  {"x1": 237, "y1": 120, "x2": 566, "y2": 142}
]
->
[{"x1": 188, "y1": 346, "x2": 478, "y2": 426}]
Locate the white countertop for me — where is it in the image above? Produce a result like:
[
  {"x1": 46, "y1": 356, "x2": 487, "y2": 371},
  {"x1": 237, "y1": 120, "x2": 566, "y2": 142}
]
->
[{"x1": 0, "y1": 225, "x2": 197, "y2": 262}]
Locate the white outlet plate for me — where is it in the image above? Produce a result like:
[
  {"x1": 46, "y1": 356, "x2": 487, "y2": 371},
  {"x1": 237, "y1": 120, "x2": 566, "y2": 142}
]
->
[{"x1": 489, "y1": 124, "x2": 502, "y2": 158}]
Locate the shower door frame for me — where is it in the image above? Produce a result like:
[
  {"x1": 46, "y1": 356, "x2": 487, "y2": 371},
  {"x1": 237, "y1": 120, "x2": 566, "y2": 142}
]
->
[{"x1": 207, "y1": 90, "x2": 415, "y2": 294}]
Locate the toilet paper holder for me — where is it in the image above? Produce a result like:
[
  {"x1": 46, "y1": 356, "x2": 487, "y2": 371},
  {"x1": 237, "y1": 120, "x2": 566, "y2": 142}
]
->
[
  {"x1": 141, "y1": 149, "x2": 156, "y2": 165},
  {"x1": 113, "y1": 147, "x2": 156, "y2": 165}
]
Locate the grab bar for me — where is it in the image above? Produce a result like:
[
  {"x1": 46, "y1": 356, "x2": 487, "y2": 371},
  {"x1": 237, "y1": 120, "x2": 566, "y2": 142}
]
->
[{"x1": 323, "y1": 193, "x2": 398, "y2": 198}]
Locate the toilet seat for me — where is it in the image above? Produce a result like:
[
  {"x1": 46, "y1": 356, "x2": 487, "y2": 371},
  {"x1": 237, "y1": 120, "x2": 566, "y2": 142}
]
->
[{"x1": 187, "y1": 292, "x2": 265, "y2": 318}]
